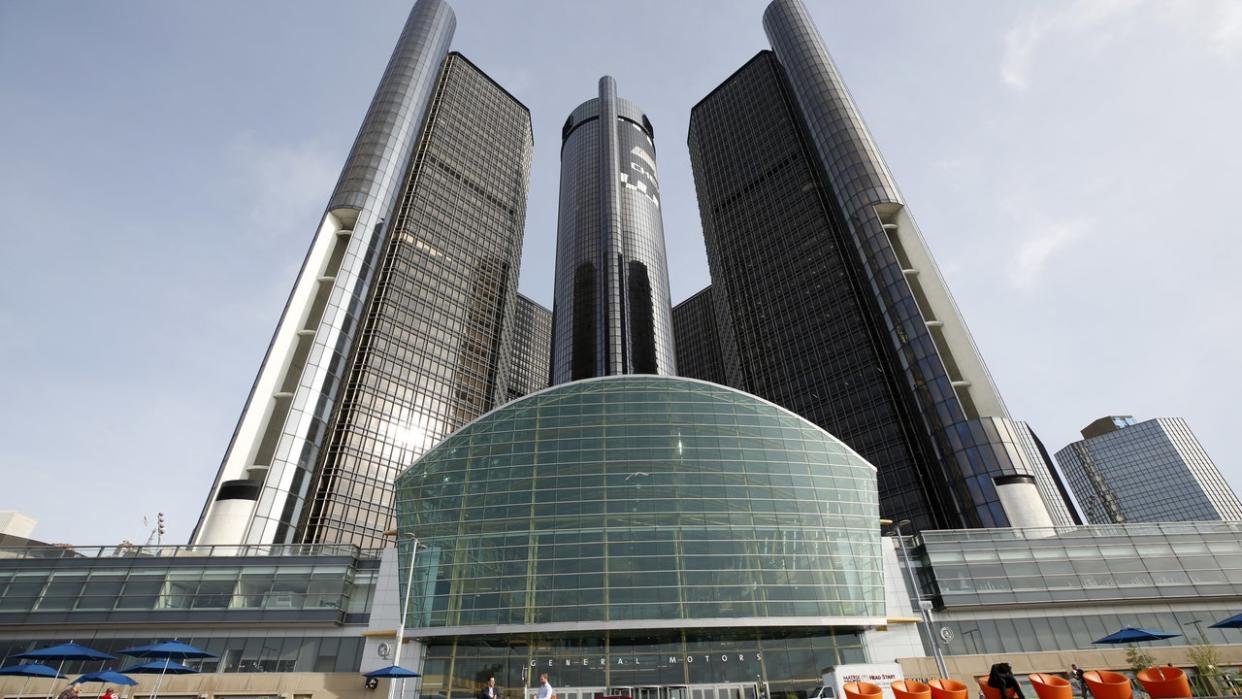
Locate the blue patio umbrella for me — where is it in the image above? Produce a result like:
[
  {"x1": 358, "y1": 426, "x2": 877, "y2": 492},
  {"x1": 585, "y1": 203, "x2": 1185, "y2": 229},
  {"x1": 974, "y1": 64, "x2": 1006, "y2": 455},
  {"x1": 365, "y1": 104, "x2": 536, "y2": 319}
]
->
[
  {"x1": 365, "y1": 664, "x2": 422, "y2": 699},
  {"x1": 119, "y1": 660, "x2": 199, "y2": 675},
  {"x1": 14, "y1": 642, "x2": 115, "y2": 699},
  {"x1": 1094, "y1": 627, "x2": 1181, "y2": 644},
  {"x1": 0, "y1": 665, "x2": 66, "y2": 678},
  {"x1": 72, "y1": 670, "x2": 140, "y2": 686},
  {"x1": 14, "y1": 643, "x2": 115, "y2": 662},
  {"x1": 1210, "y1": 613, "x2": 1242, "y2": 629},
  {"x1": 118, "y1": 642, "x2": 215, "y2": 660},
  {"x1": 119, "y1": 659, "x2": 200, "y2": 699},
  {"x1": 364, "y1": 666, "x2": 422, "y2": 678},
  {"x1": 0, "y1": 662, "x2": 67, "y2": 699}
]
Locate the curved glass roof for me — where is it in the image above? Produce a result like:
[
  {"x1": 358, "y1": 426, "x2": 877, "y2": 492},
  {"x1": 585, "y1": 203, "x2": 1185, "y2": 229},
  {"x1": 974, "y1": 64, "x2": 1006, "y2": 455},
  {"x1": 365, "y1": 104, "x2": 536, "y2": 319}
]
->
[{"x1": 395, "y1": 375, "x2": 882, "y2": 632}]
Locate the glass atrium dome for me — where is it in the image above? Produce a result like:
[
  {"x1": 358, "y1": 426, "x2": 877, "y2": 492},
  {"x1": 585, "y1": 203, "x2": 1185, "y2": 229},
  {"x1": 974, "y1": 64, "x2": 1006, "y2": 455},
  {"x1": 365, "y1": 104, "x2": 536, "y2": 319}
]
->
[{"x1": 394, "y1": 375, "x2": 882, "y2": 633}]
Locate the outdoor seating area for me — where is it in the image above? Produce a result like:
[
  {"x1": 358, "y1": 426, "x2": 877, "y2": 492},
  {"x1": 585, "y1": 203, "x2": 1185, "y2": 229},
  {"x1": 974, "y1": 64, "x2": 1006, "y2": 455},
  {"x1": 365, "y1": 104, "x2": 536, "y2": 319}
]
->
[
  {"x1": 898, "y1": 667, "x2": 1209, "y2": 699},
  {"x1": 1029, "y1": 674, "x2": 1073, "y2": 699},
  {"x1": 843, "y1": 682, "x2": 883, "y2": 699},
  {"x1": 0, "y1": 640, "x2": 215, "y2": 699},
  {"x1": 892, "y1": 680, "x2": 931, "y2": 699},
  {"x1": 1083, "y1": 671, "x2": 1132, "y2": 699},
  {"x1": 1137, "y1": 667, "x2": 1193, "y2": 699},
  {"x1": 978, "y1": 676, "x2": 1018, "y2": 699},
  {"x1": 928, "y1": 679, "x2": 968, "y2": 699}
]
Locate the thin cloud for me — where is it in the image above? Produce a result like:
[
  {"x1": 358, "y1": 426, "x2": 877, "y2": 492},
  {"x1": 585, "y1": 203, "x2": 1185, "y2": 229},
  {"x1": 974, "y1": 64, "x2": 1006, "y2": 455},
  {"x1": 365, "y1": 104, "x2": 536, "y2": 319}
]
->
[
  {"x1": 1011, "y1": 218, "x2": 1094, "y2": 289},
  {"x1": 1001, "y1": 0, "x2": 1141, "y2": 91},
  {"x1": 1174, "y1": 1, "x2": 1242, "y2": 59},
  {"x1": 1211, "y1": 3, "x2": 1242, "y2": 58},
  {"x1": 1003, "y1": 0, "x2": 1242, "y2": 90}
]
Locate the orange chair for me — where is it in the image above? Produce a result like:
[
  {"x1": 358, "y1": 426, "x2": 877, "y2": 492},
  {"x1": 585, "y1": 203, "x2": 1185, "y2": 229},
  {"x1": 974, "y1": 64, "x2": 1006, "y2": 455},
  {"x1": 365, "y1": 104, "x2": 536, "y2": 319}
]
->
[
  {"x1": 1029, "y1": 674, "x2": 1073, "y2": 699},
  {"x1": 1083, "y1": 671, "x2": 1132, "y2": 699},
  {"x1": 978, "y1": 677, "x2": 1018, "y2": 699},
  {"x1": 844, "y1": 683, "x2": 884, "y2": 699},
  {"x1": 929, "y1": 679, "x2": 969, "y2": 699},
  {"x1": 892, "y1": 680, "x2": 932, "y2": 699},
  {"x1": 1137, "y1": 667, "x2": 1192, "y2": 699}
]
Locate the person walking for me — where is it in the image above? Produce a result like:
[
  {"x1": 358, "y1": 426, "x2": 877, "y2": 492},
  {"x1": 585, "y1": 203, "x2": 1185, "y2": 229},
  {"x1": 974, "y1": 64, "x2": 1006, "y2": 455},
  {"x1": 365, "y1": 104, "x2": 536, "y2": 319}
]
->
[
  {"x1": 481, "y1": 676, "x2": 501, "y2": 699},
  {"x1": 538, "y1": 673, "x2": 556, "y2": 699},
  {"x1": 988, "y1": 663, "x2": 1025, "y2": 699},
  {"x1": 1071, "y1": 664, "x2": 1088, "y2": 699},
  {"x1": 56, "y1": 684, "x2": 81, "y2": 699},
  {"x1": 100, "y1": 688, "x2": 118, "y2": 699}
]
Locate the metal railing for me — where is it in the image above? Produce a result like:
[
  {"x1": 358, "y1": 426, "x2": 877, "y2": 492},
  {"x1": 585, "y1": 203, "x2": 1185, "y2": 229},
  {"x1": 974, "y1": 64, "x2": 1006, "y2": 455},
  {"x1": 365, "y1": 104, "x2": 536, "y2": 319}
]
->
[
  {"x1": 921, "y1": 520, "x2": 1242, "y2": 545},
  {"x1": 0, "y1": 543, "x2": 385, "y2": 561}
]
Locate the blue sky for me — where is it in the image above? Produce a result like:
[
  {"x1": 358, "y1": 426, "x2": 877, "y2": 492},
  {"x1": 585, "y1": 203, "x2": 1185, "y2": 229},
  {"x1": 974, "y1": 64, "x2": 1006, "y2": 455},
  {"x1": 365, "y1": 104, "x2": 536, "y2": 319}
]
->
[{"x1": 2, "y1": 0, "x2": 1240, "y2": 545}]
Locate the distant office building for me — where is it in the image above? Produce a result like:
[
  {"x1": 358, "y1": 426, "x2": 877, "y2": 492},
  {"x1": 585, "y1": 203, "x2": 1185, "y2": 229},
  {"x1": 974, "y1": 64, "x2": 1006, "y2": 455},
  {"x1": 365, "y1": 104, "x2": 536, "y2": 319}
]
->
[
  {"x1": 192, "y1": 0, "x2": 534, "y2": 549},
  {"x1": 549, "y1": 77, "x2": 677, "y2": 383},
  {"x1": 1056, "y1": 416, "x2": 1242, "y2": 524},
  {"x1": 506, "y1": 293, "x2": 552, "y2": 401},
  {"x1": 671, "y1": 286, "x2": 726, "y2": 386},
  {"x1": 686, "y1": 0, "x2": 1065, "y2": 531}
]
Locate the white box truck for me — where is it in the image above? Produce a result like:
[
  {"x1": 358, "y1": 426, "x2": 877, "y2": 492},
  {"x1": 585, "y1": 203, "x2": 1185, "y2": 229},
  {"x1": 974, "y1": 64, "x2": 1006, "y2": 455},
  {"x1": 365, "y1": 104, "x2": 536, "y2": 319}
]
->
[{"x1": 808, "y1": 663, "x2": 905, "y2": 699}]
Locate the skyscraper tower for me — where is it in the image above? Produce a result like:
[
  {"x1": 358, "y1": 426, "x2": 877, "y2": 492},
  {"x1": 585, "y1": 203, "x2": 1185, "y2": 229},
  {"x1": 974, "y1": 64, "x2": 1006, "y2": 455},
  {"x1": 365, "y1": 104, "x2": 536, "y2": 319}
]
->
[
  {"x1": 549, "y1": 77, "x2": 677, "y2": 384},
  {"x1": 192, "y1": 0, "x2": 534, "y2": 548},
  {"x1": 1057, "y1": 416, "x2": 1242, "y2": 524},
  {"x1": 506, "y1": 294, "x2": 553, "y2": 401},
  {"x1": 683, "y1": 0, "x2": 1070, "y2": 530}
]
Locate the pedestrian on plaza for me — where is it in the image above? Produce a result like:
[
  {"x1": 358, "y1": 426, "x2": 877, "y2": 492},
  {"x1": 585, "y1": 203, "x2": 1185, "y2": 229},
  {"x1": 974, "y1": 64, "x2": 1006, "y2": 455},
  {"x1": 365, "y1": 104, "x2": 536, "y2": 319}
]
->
[
  {"x1": 56, "y1": 684, "x2": 81, "y2": 699},
  {"x1": 100, "y1": 688, "x2": 118, "y2": 699},
  {"x1": 988, "y1": 663, "x2": 1025, "y2": 699},
  {"x1": 481, "y1": 675, "x2": 501, "y2": 699},
  {"x1": 538, "y1": 673, "x2": 557, "y2": 699},
  {"x1": 1071, "y1": 664, "x2": 1088, "y2": 699}
]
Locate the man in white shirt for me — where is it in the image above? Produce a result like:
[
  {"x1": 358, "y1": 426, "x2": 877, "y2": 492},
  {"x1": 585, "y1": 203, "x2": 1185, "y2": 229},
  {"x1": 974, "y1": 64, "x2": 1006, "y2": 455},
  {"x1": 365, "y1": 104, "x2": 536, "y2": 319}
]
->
[{"x1": 538, "y1": 674, "x2": 556, "y2": 699}]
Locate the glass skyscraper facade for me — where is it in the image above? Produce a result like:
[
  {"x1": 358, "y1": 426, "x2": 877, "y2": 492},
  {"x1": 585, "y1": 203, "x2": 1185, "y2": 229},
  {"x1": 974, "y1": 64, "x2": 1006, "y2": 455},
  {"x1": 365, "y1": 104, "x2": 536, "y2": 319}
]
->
[
  {"x1": 685, "y1": 0, "x2": 1071, "y2": 532},
  {"x1": 1055, "y1": 416, "x2": 1242, "y2": 524},
  {"x1": 301, "y1": 54, "x2": 534, "y2": 548},
  {"x1": 394, "y1": 376, "x2": 881, "y2": 697},
  {"x1": 506, "y1": 293, "x2": 553, "y2": 401},
  {"x1": 549, "y1": 77, "x2": 677, "y2": 384},
  {"x1": 192, "y1": 0, "x2": 534, "y2": 549},
  {"x1": 671, "y1": 286, "x2": 727, "y2": 387}
]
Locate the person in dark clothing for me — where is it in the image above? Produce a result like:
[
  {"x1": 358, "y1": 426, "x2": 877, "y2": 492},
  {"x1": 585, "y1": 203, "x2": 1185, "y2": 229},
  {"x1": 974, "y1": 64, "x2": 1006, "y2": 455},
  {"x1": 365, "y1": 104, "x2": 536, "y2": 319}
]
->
[
  {"x1": 1071, "y1": 664, "x2": 1088, "y2": 699},
  {"x1": 988, "y1": 663, "x2": 1026, "y2": 699},
  {"x1": 480, "y1": 676, "x2": 500, "y2": 699}
]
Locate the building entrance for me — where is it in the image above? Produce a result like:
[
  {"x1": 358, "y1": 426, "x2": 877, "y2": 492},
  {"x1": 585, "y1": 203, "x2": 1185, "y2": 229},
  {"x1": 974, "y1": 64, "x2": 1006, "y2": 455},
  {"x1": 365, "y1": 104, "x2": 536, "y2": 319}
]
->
[{"x1": 528, "y1": 683, "x2": 764, "y2": 699}]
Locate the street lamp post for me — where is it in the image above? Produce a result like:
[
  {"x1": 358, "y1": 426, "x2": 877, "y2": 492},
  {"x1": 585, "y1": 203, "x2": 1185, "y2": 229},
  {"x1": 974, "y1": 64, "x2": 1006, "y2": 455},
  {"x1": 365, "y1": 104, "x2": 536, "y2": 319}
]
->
[
  {"x1": 889, "y1": 519, "x2": 949, "y2": 678},
  {"x1": 962, "y1": 628, "x2": 982, "y2": 656},
  {"x1": 387, "y1": 530, "x2": 423, "y2": 699}
]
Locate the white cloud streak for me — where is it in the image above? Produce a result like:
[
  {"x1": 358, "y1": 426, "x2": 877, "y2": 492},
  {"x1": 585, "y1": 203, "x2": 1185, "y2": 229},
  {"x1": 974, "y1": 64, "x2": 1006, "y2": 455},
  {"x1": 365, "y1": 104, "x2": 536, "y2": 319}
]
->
[
  {"x1": 1011, "y1": 218, "x2": 1095, "y2": 289},
  {"x1": 997, "y1": 0, "x2": 1242, "y2": 90}
]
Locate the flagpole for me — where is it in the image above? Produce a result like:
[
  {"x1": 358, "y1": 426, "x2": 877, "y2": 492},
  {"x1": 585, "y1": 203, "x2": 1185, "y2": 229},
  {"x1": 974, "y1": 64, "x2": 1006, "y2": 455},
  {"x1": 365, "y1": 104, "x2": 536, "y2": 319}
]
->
[
  {"x1": 50, "y1": 661, "x2": 66, "y2": 699},
  {"x1": 149, "y1": 662, "x2": 168, "y2": 699}
]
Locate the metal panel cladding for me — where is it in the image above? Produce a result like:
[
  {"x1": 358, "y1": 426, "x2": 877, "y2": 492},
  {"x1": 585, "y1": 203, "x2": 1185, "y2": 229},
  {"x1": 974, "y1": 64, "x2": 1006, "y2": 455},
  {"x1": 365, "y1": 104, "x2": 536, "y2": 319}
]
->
[
  {"x1": 549, "y1": 78, "x2": 677, "y2": 384},
  {"x1": 393, "y1": 376, "x2": 883, "y2": 633}
]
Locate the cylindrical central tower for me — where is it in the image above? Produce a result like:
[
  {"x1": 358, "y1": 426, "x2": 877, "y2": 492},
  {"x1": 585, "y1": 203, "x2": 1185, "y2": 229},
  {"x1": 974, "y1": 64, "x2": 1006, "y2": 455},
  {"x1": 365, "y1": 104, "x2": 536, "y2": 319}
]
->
[{"x1": 550, "y1": 76, "x2": 676, "y2": 384}]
